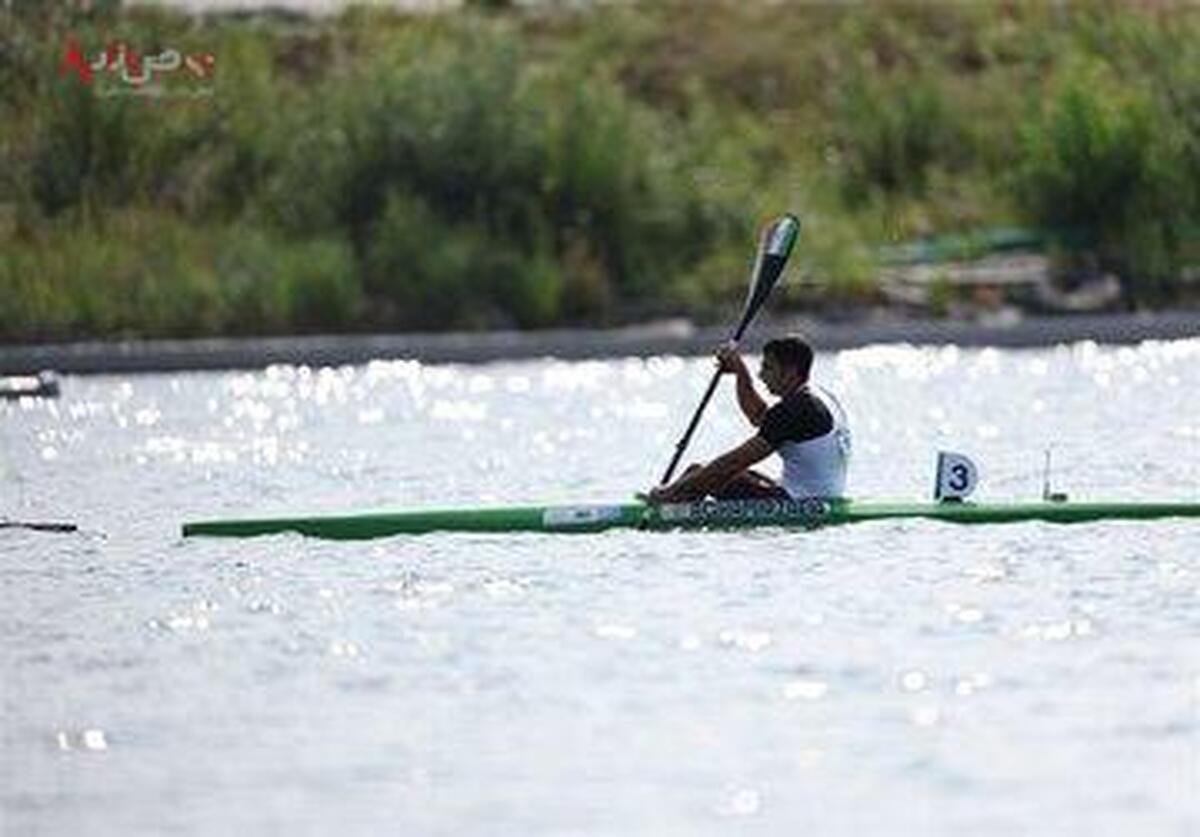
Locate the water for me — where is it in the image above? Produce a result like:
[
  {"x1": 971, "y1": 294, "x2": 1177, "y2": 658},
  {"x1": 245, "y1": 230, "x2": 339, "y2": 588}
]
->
[{"x1": 3, "y1": 340, "x2": 1199, "y2": 835}]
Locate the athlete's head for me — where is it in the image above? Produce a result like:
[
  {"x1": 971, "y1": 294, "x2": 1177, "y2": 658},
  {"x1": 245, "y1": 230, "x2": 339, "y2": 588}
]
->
[{"x1": 759, "y1": 335, "x2": 813, "y2": 395}]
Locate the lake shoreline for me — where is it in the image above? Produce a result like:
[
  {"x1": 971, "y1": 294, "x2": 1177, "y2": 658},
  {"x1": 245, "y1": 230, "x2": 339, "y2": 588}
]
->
[{"x1": 2, "y1": 309, "x2": 1197, "y2": 375}]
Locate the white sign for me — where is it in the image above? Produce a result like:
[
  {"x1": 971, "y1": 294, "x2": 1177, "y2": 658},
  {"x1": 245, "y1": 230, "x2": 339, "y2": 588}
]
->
[{"x1": 934, "y1": 451, "x2": 979, "y2": 502}]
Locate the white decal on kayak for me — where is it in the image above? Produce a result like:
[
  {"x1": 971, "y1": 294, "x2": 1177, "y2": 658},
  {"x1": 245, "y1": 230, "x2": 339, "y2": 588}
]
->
[
  {"x1": 657, "y1": 503, "x2": 696, "y2": 523},
  {"x1": 543, "y1": 505, "x2": 626, "y2": 528}
]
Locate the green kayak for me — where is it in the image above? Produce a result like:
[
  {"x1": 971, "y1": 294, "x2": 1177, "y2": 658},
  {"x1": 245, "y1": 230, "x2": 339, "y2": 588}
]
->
[{"x1": 181, "y1": 497, "x2": 1200, "y2": 540}]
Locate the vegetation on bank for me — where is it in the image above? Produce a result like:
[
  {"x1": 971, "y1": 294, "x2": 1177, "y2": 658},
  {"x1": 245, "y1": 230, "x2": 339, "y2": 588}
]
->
[{"x1": 1, "y1": 1, "x2": 1198, "y2": 340}]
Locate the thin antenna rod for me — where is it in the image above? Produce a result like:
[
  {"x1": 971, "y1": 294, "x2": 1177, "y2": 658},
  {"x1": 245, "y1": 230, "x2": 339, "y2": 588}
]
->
[{"x1": 1042, "y1": 448, "x2": 1052, "y2": 501}]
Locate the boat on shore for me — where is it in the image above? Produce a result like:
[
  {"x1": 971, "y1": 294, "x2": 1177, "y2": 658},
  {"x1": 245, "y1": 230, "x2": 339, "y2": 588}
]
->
[
  {"x1": 0, "y1": 371, "x2": 60, "y2": 400},
  {"x1": 182, "y1": 496, "x2": 1200, "y2": 540}
]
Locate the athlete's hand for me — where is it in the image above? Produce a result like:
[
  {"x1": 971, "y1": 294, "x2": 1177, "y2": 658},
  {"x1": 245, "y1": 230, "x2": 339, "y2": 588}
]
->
[
  {"x1": 715, "y1": 341, "x2": 746, "y2": 375},
  {"x1": 638, "y1": 485, "x2": 674, "y2": 504}
]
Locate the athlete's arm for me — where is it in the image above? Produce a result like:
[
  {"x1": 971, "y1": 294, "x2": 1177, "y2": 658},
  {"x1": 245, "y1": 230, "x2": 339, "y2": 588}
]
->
[
  {"x1": 646, "y1": 436, "x2": 773, "y2": 503},
  {"x1": 717, "y1": 343, "x2": 767, "y2": 426}
]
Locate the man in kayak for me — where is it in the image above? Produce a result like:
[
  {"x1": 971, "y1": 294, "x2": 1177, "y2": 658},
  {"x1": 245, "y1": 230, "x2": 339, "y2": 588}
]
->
[{"x1": 644, "y1": 334, "x2": 850, "y2": 503}]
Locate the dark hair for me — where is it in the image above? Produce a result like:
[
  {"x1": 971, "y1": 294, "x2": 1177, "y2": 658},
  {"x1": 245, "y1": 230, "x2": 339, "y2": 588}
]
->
[{"x1": 762, "y1": 334, "x2": 814, "y2": 380}]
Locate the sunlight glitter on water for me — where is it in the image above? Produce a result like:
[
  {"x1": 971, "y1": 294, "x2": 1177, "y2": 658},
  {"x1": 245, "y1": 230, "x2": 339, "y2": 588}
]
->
[{"x1": 3, "y1": 340, "x2": 1199, "y2": 837}]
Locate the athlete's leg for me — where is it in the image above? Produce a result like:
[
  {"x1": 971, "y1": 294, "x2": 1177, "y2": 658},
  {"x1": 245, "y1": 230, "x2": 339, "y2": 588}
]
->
[
  {"x1": 713, "y1": 469, "x2": 789, "y2": 501},
  {"x1": 671, "y1": 464, "x2": 787, "y2": 501}
]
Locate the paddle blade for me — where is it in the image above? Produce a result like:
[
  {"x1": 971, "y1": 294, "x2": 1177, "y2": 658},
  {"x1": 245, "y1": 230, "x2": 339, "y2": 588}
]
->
[{"x1": 735, "y1": 213, "x2": 801, "y2": 340}]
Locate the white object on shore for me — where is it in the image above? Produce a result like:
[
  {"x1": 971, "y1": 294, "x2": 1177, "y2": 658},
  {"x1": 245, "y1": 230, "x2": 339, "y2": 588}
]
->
[{"x1": 0, "y1": 371, "x2": 59, "y2": 400}]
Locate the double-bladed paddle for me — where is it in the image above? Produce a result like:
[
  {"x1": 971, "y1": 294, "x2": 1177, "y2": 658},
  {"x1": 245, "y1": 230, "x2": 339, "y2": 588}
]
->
[{"x1": 659, "y1": 213, "x2": 801, "y2": 486}]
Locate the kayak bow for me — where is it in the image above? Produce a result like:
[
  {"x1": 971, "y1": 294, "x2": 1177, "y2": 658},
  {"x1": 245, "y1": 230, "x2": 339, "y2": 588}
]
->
[{"x1": 182, "y1": 497, "x2": 1200, "y2": 540}]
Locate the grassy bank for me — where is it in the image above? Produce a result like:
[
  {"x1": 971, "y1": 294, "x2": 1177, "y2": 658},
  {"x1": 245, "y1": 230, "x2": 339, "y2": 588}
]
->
[{"x1": 2, "y1": 1, "x2": 1198, "y2": 340}]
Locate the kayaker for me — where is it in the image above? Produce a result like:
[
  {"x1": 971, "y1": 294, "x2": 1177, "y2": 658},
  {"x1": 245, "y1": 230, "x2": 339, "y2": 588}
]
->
[{"x1": 644, "y1": 334, "x2": 850, "y2": 503}]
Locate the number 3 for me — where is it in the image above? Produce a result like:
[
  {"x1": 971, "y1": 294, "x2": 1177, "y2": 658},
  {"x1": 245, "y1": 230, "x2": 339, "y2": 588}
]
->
[{"x1": 949, "y1": 464, "x2": 969, "y2": 491}]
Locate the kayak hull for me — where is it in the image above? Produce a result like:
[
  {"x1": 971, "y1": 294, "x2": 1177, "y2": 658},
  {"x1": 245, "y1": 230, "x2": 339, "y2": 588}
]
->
[{"x1": 182, "y1": 497, "x2": 1200, "y2": 540}]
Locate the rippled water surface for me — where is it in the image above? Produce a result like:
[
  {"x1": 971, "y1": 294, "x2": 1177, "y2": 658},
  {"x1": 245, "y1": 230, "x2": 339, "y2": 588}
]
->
[{"x1": 3, "y1": 341, "x2": 1199, "y2": 836}]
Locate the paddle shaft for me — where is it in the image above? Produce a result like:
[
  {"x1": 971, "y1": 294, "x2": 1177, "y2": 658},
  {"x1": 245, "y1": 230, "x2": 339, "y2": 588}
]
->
[
  {"x1": 659, "y1": 313, "x2": 758, "y2": 486},
  {"x1": 660, "y1": 366, "x2": 724, "y2": 485},
  {"x1": 658, "y1": 216, "x2": 798, "y2": 486}
]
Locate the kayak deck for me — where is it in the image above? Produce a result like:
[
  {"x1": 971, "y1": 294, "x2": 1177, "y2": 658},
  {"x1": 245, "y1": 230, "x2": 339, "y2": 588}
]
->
[{"x1": 182, "y1": 497, "x2": 1200, "y2": 540}]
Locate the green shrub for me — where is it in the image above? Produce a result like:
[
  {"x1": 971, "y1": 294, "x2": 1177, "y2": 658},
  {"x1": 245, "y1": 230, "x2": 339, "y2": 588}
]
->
[
  {"x1": 282, "y1": 239, "x2": 362, "y2": 330},
  {"x1": 0, "y1": 213, "x2": 359, "y2": 339},
  {"x1": 834, "y1": 72, "x2": 966, "y2": 204},
  {"x1": 1014, "y1": 65, "x2": 1150, "y2": 238},
  {"x1": 362, "y1": 190, "x2": 561, "y2": 329},
  {"x1": 266, "y1": 20, "x2": 729, "y2": 328},
  {"x1": 30, "y1": 82, "x2": 142, "y2": 217},
  {"x1": 1012, "y1": 59, "x2": 1196, "y2": 301}
]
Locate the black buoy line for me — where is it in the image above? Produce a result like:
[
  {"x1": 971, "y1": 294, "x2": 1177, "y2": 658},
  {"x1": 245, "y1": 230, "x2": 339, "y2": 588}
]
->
[{"x1": 0, "y1": 521, "x2": 78, "y2": 533}]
